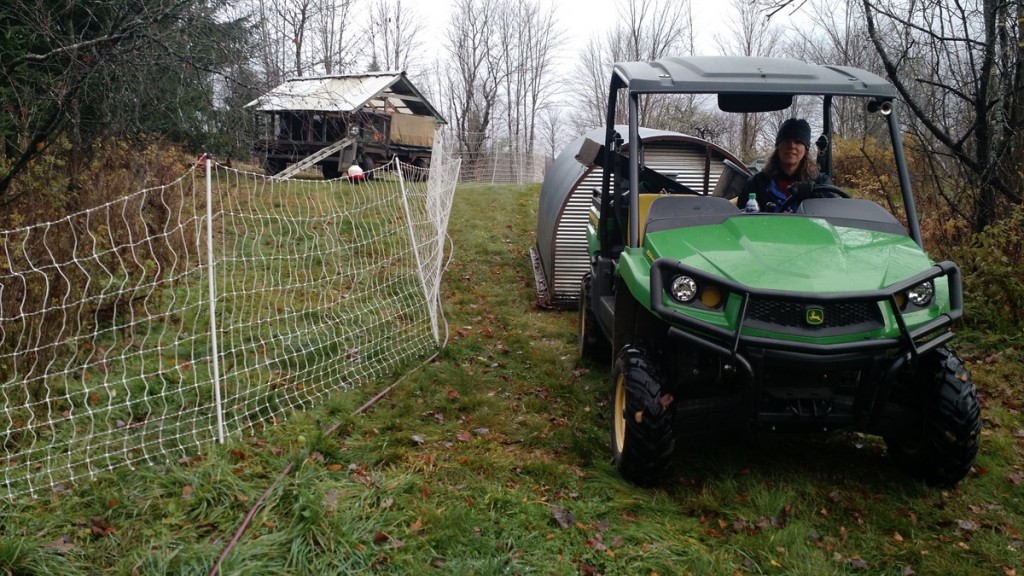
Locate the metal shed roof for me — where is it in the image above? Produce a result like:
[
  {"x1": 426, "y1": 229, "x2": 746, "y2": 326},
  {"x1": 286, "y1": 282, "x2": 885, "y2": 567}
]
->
[
  {"x1": 245, "y1": 71, "x2": 445, "y2": 122},
  {"x1": 612, "y1": 56, "x2": 896, "y2": 99}
]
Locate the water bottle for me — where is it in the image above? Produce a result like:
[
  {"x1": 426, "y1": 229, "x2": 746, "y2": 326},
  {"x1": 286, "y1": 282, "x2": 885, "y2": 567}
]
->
[{"x1": 744, "y1": 192, "x2": 760, "y2": 213}]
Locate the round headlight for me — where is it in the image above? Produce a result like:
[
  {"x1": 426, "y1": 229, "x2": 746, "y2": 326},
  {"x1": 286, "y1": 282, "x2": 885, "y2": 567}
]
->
[
  {"x1": 670, "y1": 276, "x2": 698, "y2": 303},
  {"x1": 907, "y1": 282, "x2": 934, "y2": 307}
]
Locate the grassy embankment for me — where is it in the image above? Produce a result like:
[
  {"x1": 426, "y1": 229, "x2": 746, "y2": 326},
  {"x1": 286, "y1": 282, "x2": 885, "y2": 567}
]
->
[{"x1": 1, "y1": 182, "x2": 1021, "y2": 575}]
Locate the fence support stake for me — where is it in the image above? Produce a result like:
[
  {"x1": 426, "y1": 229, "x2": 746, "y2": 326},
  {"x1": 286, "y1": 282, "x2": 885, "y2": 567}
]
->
[{"x1": 202, "y1": 155, "x2": 225, "y2": 444}]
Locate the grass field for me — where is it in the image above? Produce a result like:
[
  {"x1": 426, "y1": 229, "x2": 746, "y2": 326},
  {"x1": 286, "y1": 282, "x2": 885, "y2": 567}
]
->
[{"x1": 1, "y1": 183, "x2": 1021, "y2": 575}]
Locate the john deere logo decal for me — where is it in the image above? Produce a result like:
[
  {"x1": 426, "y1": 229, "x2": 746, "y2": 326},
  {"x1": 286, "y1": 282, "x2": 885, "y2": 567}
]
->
[{"x1": 806, "y1": 307, "x2": 825, "y2": 326}]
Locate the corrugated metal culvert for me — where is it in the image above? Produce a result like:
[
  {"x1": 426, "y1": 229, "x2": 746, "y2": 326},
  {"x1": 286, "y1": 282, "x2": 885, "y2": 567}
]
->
[{"x1": 531, "y1": 126, "x2": 747, "y2": 308}]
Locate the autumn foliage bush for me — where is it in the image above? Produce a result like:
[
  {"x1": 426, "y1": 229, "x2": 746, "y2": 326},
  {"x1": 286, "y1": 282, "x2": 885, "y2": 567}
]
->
[
  {"x1": 0, "y1": 138, "x2": 195, "y2": 387},
  {"x1": 952, "y1": 203, "x2": 1024, "y2": 333},
  {"x1": 831, "y1": 134, "x2": 974, "y2": 253},
  {"x1": 832, "y1": 134, "x2": 1024, "y2": 333}
]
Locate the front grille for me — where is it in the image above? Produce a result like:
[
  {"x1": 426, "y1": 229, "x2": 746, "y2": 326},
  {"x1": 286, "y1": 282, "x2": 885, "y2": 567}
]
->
[{"x1": 745, "y1": 298, "x2": 884, "y2": 335}]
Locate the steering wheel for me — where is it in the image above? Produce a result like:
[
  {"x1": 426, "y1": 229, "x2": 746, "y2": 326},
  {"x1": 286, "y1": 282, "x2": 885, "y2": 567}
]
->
[{"x1": 777, "y1": 183, "x2": 850, "y2": 212}]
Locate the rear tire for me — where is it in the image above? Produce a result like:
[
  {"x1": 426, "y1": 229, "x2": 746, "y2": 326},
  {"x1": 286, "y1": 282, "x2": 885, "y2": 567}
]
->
[
  {"x1": 884, "y1": 347, "x2": 981, "y2": 487},
  {"x1": 361, "y1": 156, "x2": 376, "y2": 180},
  {"x1": 578, "y1": 273, "x2": 610, "y2": 362},
  {"x1": 610, "y1": 346, "x2": 675, "y2": 486}
]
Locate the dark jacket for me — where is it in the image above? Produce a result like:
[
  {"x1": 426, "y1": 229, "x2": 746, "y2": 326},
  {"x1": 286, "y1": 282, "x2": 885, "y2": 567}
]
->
[{"x1": 740, "y1": 171, "x2": 833, "y2": 212}]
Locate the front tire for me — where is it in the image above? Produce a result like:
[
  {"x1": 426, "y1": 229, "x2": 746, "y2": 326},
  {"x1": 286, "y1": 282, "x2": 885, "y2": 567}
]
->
[
  {"x1": 610, "y1": 347, "x2": 675, "y2": 485},
  {"x1": 884, "y1": 347, "x2": 981, "y2": 486}
]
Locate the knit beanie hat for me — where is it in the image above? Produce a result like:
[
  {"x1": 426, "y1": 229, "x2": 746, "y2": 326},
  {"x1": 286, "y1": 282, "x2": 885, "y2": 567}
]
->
[{"x1": 776, "y1": 118, "x2": 812, "y2": 149}]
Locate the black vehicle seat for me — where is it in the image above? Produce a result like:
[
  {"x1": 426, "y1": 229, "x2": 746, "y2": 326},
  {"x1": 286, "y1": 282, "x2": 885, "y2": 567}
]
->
[
  {"x1": 642, "y1": 196, "x2": 740, "y2": 241},
  {"x1": 797, "y1": 198, "x2": 908, "y2": 236}
]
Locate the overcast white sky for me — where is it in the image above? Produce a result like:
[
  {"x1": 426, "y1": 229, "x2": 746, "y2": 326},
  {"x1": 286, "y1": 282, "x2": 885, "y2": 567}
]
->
[{"x1": 413, "y1": 0, "x2": 810, "y2": 69}]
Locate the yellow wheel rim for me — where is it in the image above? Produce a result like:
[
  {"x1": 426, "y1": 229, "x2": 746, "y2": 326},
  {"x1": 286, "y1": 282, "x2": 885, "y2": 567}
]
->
[{"x1": 613, "y1": 373, "x2": 626, "y2": 452}]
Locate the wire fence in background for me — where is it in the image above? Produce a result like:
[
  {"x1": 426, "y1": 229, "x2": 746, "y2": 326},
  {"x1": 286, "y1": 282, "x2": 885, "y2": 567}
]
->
[
  {"x1": 0, "y1": 148, "x2": 460, "y2": 498},
  {"x1": 437, "y1": 130, "x2": 549, "y2": 185}
]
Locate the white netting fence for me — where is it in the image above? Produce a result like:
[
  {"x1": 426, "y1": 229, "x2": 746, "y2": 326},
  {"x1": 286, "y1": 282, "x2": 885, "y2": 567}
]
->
[
  {"x1": 438, "y1": 130, "x2": 548, "y2": 184},
  {"x1": 0, "y1": 147, "x2": 459, "y2": 498},
  {"x1": 454, "y1": 149, "x2": 546, "y2": 184}
]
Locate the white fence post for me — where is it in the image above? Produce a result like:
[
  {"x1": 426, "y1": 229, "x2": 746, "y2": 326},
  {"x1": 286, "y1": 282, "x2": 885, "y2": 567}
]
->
[
  {"x1": 204, "y1": 155, "x2": 225, "y2": 444},
  {"x1": 396, "y1": 159, "x2": 440, "y2": 344}
]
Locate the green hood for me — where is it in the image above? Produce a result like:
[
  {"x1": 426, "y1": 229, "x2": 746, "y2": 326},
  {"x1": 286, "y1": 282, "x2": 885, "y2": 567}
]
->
[{"x1": 644, "y1": 215, "x2": 932, "y2": 292}]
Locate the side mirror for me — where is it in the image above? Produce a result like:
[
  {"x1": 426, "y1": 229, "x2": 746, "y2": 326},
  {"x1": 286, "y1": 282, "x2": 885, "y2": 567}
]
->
[{"x1": 867, "y1": 99, "x2": 893, "y2": 115}]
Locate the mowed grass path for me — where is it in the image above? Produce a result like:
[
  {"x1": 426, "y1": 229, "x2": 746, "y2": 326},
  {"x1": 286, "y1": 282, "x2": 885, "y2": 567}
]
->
[{"x1": 1, "y1": 183, "x2": 1021, "y2": 575}]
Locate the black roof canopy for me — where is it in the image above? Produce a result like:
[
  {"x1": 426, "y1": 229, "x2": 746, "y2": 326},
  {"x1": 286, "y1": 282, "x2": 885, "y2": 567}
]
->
[{"x1": 611, "y1": 56, "x2": 896, "y2": 100}]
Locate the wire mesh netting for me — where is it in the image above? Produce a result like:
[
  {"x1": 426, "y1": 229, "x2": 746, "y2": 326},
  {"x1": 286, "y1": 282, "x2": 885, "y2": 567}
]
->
[{"x1": 0, "y1": 150, "x2": 459, "y2": 498}]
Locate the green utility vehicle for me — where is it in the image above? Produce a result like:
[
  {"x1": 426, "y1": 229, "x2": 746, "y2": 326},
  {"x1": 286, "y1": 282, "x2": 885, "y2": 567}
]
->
[{"x1": 576, "y1": 56, "x2": 980, "y2": 486}]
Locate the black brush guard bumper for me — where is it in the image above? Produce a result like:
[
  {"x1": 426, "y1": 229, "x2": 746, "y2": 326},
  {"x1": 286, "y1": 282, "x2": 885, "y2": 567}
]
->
[{"x1": 649, "y1": 258, "x2": 963, "y2": 383}]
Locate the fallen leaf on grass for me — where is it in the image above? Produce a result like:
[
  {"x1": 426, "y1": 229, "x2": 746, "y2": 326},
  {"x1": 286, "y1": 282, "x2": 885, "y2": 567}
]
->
[
  {"x1": 324, "y1": 490, "x2": 338, "y2": 515},
  {"x1": 89, "y1": 517, "x2": 115, "y2": 538},
  {"x1": 1007, "y1": 471, "x2": 1023, "y2": 486},
  {"x1": 42, "y1": 535, "x2": 75, "y2": 552},
  {"x1": 552, "y1": 505, "x2": 575, "y2": 529},
  {"x1": 957, "y1": 519, "x2": 981, "y2": 532},
  {"x1": 848, "y1": 556, "x2": 869, "y2": 569}
]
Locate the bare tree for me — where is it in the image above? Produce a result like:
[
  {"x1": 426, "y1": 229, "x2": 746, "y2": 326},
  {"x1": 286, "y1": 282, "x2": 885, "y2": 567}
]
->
[
  {"x1": 610, "y1": 0, "x2": 691, "y2": 61},
  {"x1": 762, "y1": 0, "x2": 1024, "y2": 231},
  {"x1": 312, "y1": 0, "x2": 358, "y2": 74},
  {"x1": 537, "y1": 106, "x2": 567, "y2": 161},
  {"x1": 252, "y1": 0, "x2": 291, "y2": 85},
  {"x1": 441, "y1": 0, "x2": 504, "y2": 176},
  {"x1": 494, "y1": 1, "x2": 561, "y2": 157},
  {"x1": 569, "y1": 38, "x2": 617, "y2": 133},
  {"x1": 861, "y1": 0, "x2": 1023, "y2": 231},
  {"x1": 366, "y1": 0, "x2": 424, "y2": 72},
  {"x1": 715, "y1": 0, "x2": 785, "y2": 160},
  {"x1": 273, "y1": 0, "x2": 318, "y2": 77},
  {"x1": 570, "y1": 0, "x2": 694, "y2": 133}
]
